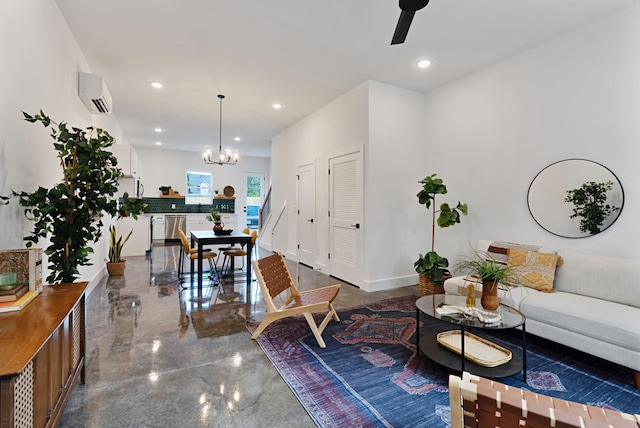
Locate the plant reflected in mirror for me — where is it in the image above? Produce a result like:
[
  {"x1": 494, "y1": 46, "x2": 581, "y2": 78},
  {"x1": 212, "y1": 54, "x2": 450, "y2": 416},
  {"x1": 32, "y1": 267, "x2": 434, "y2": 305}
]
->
[
  {"x1": 527, "y1": 159, "x2": 624, "y2": 238},
  {"x1": 565, "y1": 181, "x2": 621, "y2": 235}
]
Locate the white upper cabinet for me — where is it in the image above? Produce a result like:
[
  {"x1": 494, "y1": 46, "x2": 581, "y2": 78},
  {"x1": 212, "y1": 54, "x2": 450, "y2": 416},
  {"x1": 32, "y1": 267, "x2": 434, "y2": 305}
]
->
[{"x1": 111, "y1": 145, "x2": 141, "y2": 178}]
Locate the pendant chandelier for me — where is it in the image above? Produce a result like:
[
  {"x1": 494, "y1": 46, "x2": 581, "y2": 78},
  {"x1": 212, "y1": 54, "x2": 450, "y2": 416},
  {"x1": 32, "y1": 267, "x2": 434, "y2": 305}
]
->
[{"x1": 203, "y1": 94, "x2": 239, "y2": 165}]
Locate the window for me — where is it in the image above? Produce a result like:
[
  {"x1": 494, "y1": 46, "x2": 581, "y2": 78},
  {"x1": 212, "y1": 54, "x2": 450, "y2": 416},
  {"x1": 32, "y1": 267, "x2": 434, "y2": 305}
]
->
[{"x1": 185, "y1": 171, "x2": 212, "y2": 205}]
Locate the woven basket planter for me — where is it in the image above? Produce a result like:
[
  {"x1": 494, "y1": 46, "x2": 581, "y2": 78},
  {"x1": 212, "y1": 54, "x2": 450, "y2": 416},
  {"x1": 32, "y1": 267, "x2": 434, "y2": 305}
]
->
[
  {"x1": 106, "y1": 261, "x2": 126, "y2": 276},
  {"x1": 418, "y1": 274, "x2": 449, "y2": 295}
]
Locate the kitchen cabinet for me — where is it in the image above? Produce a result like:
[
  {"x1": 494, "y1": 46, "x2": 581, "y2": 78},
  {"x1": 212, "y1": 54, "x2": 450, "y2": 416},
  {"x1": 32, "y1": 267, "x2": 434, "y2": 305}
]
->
[
  {"x1": 186, "y1": 215, "x2": 210, "y2": 236},
  {"x1": 117, "y1": 216, "x2": 150, "y2": 256},
  {"x1": 220, "y1": 214, "x2": 238, "y2": 231},
  {"x1": 111, "y1": 145, "x2": 141, "y2": 178},
  {"x1": 152, "y1": 215, "x2": 165, "y2": 241}
]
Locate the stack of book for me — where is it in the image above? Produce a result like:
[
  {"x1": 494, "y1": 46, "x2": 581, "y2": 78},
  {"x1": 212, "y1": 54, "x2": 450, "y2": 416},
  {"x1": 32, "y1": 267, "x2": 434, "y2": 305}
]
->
[{"x1": 0, "y1": 284, "x2": 39, "y2": 313}]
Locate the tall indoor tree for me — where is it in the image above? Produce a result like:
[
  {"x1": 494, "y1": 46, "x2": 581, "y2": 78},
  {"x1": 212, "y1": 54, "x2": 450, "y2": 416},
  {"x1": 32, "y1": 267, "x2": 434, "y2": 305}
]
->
[{"x1": 1, "y1": 111, "x2": 146, "y2": 284}]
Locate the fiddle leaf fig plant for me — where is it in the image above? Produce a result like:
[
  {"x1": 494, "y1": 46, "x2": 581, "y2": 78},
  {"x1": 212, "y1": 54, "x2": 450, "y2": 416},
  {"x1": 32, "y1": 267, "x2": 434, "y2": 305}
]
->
[
  {"x1": 2, "y1": 110, "x2": 146, "y2": 284},
  {"x1": 415, "y1": 174, "x2": 468, "y2": 284}
]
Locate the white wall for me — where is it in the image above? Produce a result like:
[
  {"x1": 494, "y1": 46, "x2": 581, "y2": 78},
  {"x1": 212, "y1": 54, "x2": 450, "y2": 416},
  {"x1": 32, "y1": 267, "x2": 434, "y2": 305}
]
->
[
  {"x1": 268, "y1": 5, "x2": 640, "y2": 291},
  {"x1": 423, "y1": 5, "x2": 640, "y2": 265},
  {"x1": 269, "y1": 83, "x2": 369, "y2": 263},
  {"x1": 0, "y1": 0, "x2": 119, "y2": 284},
  {"x1": 134, "y1": 146, "x2": 270, "y2": 201},
  {"x1": 365, "y1": 81, "x2": 426, "y2": 290}
]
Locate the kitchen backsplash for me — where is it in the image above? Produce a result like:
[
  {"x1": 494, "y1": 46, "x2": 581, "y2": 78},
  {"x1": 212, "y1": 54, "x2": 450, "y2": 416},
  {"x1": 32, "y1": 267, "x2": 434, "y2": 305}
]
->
[{"x1": 142, "y1": 197, "x2": 235, "y2": 214}]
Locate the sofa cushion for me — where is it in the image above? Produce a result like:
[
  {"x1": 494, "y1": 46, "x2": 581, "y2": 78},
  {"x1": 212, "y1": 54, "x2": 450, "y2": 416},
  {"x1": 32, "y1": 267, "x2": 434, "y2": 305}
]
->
[
  {"x1": 555, "y1": 250, "x2": 640, "y2": 309},
  {"x1": 483, "y1": 241, "x2": 541, "y2": 265},
  {"x1": 520, "y1": 291, "x2": 640, "y2": 353},
  {"x1": 507, "y1": 249, "x2": 560, "y2": 292}
]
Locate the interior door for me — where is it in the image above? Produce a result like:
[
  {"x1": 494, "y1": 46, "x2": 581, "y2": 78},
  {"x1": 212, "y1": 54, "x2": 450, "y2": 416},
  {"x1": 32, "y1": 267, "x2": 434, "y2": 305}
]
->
[
  {"x1": 243, "y1": 172, "x2": 265, "y2": 231},
  {"x1": 297, "y1": 163, "x2": 315, "y2": 267},
  {"x1": 329, "y1": 151, "x2": 362, "y2": 285}
]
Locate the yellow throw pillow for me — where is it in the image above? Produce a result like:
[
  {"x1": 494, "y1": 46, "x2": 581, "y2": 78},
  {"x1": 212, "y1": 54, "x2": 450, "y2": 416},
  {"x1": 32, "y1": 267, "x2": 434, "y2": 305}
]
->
[{"x1": 507, "y1": 248, "x2": 560, "y2": 292}]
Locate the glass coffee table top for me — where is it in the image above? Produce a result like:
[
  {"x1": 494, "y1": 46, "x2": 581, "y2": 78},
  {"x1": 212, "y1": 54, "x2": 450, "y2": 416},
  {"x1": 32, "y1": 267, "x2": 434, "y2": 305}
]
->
[
  {"x1": 415, "y1": 294, "x2": 527, "y2": 380},
  {"x1": 416, "y1": 294, "x2": 525, "y2": 330}
]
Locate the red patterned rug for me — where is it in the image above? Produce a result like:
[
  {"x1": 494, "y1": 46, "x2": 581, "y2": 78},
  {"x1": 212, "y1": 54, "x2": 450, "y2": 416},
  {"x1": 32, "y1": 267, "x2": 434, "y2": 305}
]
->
[{"x1": 247, "y1": 296, "x2": 640, "y2": 427}]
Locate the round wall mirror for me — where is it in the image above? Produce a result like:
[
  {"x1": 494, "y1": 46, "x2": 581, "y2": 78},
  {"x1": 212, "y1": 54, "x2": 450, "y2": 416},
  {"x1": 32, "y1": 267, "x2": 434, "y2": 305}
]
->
[{"x1": 527, "y1": 159, "x2": 624, "y2": 238}]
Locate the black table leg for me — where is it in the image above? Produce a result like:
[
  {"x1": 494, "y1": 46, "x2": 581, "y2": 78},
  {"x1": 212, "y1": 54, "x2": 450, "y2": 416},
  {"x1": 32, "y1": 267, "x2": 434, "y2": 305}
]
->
[
  {"x1": 522, "y1": 321, "x2": 527, "y2": 383},
  {"x1": 416, "y1": 307, "x2": 420, "y2": 355},
  {"x1": 460, "y1": 326, "x2": 465, "y2": 374}
]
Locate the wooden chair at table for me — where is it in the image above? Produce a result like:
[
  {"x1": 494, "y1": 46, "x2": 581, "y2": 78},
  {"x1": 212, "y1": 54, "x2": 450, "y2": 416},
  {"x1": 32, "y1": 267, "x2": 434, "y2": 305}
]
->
[
  {"x1": 251, "y1": 252, "x2": 341, "y2": 348},
  {"x1": 178, "y1": 229, "x2": 220, "y2": 285}
]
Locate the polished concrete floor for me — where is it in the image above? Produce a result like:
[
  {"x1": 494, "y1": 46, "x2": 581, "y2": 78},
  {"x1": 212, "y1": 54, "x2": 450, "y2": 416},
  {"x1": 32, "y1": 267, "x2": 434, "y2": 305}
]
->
[{"x1": 59, "y1": 243, "x2": 420, "y2": 427}]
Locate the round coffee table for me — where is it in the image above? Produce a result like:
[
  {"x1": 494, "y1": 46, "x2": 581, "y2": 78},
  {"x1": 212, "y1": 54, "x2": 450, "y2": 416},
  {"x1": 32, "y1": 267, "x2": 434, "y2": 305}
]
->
[{"x1": 416, "y1": 294, "x2": 527, "y2": 380}]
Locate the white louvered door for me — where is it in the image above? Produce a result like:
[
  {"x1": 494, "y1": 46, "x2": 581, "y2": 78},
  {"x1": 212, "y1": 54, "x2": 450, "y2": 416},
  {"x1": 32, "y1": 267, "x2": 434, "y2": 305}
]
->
[{"x1": 329, "y1": 151, "x2": 362, "y2": 286}]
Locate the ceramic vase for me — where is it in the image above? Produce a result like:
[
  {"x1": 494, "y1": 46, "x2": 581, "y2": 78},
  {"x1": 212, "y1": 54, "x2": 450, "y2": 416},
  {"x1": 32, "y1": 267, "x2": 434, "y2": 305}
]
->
[
  {"x1": 481, "y1": 280, "x2": 499, "y2": 311},
  {"x1": 213, "y1": 222, "x2": 224, "y2": 233}
]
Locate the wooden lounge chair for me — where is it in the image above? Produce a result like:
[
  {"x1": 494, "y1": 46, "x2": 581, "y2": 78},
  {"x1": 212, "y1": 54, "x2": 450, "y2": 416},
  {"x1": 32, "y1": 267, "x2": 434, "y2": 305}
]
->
[
  {"x1": 449, "y1": 372, "x2": 640, "y2": 428},
  {"x1": 251, "y1": 252, "x2": 341, "y2": 348}
]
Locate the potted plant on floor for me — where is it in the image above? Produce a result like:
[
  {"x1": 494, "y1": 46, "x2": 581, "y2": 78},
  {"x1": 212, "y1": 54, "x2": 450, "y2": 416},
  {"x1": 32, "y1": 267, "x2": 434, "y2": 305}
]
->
[
  {"x1": 106, "y1": 225, "x2": 132, "y2": 276},
  {"x1": 415, "y1": 174, "x2": 468, "y2": 295},
  {"x1": 454, "y1": 252, "x2": 518, "y2": 310},
  {"x1": 0, "y1": 110, "x2": 146, "y2": 284}
]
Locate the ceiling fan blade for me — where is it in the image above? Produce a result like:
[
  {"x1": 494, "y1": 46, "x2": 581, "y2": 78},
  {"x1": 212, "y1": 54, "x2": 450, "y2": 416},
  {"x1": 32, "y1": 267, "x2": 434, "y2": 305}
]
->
[{"x1": 391, "y1": 10, "x2": 415, "y2": 45}]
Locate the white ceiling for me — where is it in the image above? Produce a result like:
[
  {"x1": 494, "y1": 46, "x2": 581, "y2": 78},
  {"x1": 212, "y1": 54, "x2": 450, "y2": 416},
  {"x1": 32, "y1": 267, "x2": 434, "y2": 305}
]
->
[{"x1": 55, "y1": 0, "x2": 635, "y2": 158}]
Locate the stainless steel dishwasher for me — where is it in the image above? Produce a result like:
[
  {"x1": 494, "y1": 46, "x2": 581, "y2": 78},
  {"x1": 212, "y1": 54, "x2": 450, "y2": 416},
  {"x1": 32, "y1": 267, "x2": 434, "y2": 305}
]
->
[{"x1": 165, "y1": 215, "x2": 186, "y2": 241}]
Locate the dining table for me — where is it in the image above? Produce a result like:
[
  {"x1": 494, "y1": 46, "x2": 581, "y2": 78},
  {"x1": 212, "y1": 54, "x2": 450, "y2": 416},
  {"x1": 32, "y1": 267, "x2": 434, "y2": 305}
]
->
[{"x1": 190, "y1": 230, "x2": 253, "y2": 291}]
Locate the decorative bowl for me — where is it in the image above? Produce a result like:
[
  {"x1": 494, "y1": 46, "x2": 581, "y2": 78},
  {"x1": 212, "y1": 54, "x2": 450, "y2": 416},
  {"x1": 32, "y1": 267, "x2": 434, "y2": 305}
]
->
[{"x1": 214, "y1": 229, "x2": 233, "y2": 236}]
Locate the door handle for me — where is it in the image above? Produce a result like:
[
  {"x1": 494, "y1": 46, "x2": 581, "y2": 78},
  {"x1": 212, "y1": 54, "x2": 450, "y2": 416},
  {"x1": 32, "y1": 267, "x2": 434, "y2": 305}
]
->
[
  {"x1": 350, "y1": 223, "x2": 360, "y2": 229},
  {"x1": 307, "y1": 218, "x2": 314, "y2": 223}
]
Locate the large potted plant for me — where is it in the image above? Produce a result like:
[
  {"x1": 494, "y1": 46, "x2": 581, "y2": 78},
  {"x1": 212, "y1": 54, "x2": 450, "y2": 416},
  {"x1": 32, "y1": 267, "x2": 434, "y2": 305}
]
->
[
  {"x1": 0, "y1": 111, "x2": 146, "y2": 284},
  {"x1": 415, "y1": 174, "x2": 468, "y2": 295},
  {"x1": 454, "y1": 252, "x2": 518, "y2": 310},
  {"x1": 106, "y1": 225, "x2": 132, "y2": 276}
]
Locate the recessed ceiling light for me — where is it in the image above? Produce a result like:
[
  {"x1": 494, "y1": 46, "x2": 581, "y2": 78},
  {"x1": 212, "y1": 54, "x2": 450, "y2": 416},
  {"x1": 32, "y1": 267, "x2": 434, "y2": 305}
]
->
[
  {"x1": 155, "y1": 141, "x2": 162, "y2": 146},
  {"x1": 234, "y1": 137, "x2": 240, "y2": 141},
  {"x1": 150, "y1": 82, "x2": 163, "y2": 89},
  {"x1": 272, "y1": 103, "x2": 282, "y2": 110},
  {"x1": 416, "y1": 59, "x2": 432, "y2": 69},
  {"x1": 154, "y1": 128, "x2": 163, "y2": 133}
]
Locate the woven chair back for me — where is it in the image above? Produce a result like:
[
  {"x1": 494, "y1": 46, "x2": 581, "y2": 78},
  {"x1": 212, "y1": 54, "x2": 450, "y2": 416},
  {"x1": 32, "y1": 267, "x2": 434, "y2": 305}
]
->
[{"x1": 255, "y1": 253, "x2": 295, "y2": 299}]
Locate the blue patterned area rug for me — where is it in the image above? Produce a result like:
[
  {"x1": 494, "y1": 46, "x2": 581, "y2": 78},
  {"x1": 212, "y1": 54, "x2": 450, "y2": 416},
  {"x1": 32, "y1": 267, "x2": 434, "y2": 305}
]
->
[{"x1": 248, "y1": 296, "x2": 640, "y2": 427}]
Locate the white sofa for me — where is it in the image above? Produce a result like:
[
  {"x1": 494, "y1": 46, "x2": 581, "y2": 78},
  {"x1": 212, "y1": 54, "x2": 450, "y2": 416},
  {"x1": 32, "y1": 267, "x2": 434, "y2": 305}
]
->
[{"x1": 444, "y1": 240, "x2": 640, "y2": 386}]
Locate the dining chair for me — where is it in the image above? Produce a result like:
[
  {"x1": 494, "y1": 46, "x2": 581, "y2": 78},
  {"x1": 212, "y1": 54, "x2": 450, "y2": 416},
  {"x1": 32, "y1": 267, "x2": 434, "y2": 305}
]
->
[
  {"x1": 178, "y1": 229, "x2": 220, "y2": 285},
  {"x1": 251, "y1": 252, "x2": 341, "y2": 348},
  {"x1": 218, "y1": 227, "x2": 250, "y2": 267},
  {"x1": 221, "y1": 229, "x2": 257, "y2": 275}
]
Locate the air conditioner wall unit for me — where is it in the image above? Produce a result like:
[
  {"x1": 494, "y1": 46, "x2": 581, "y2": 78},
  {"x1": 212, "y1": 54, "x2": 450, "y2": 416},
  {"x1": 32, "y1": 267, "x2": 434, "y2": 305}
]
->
[{"x1": 78, "y1": 72, "x2": 113, "y2": 114}]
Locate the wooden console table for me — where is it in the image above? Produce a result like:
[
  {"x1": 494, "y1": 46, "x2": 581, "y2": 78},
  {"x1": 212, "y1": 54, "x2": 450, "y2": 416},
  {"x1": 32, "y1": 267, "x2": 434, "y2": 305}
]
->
[{"x1": 0, "y1": 282, "x2": 86, "y2": 428}]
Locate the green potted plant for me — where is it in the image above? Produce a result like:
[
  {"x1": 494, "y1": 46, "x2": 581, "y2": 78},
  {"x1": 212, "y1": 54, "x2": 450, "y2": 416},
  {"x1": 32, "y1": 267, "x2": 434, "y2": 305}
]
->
[
  {"x1": 206, "y1": 210, "x2": 223, "y2": 233},
  {"x1": 0, "y1": 111, "x2": 146, "y2": 284},
  {"x1": 454, "y1": 251, "x2": 518, "y2": 310},
  {"x1": 106, "y1": 225, "x2": 132, "y2": 276},
  {"x1": 415, "y1": 174, "x2": 468, "y2": 295},
  {"x1": 118, "y1": 192, "x2": 148, "y2": 217}
]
